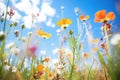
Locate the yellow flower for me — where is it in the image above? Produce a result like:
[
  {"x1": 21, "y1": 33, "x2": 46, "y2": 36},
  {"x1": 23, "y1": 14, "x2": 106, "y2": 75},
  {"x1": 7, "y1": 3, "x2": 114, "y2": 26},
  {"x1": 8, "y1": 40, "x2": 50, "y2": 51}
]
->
[
  {"x1": 57, "y1": 18, "x2": 72, "y2": 29},
  {"x1": 37, "y1": 64, "x2": 44, "y2": 72},
  {"x1": 48, "y1": 72, "x2": 53, "y2": 78},
  {"x1": 92, "y1": 47, "x2": 98, "y2": 52},
  {"x1": 91, "y1": 38, "x2": 99, "y2": 44},
  {"x1": 37, "y1": 30, "x2": 51, "y2": 39}
]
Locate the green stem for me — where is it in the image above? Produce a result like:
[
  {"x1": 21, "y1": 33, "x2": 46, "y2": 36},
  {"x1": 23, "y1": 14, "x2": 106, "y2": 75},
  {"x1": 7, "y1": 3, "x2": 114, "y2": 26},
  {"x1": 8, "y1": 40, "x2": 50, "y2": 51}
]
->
[
  {"x1": 87, "y1": 58, "x2": 94, "y2": 80},
  {"x1": 103, "y1": 66, "x2": 108, "y2": 80},
  {"x1": 69, "y1": 47, "x2": 75, "y2": 80}
]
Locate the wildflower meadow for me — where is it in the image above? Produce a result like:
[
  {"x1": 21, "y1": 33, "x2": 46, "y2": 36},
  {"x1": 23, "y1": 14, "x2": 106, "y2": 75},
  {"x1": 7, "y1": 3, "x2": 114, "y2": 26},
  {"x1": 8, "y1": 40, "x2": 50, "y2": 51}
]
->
[{"x1": 0, "y1": 0, "x2": 120, "y2": 80}]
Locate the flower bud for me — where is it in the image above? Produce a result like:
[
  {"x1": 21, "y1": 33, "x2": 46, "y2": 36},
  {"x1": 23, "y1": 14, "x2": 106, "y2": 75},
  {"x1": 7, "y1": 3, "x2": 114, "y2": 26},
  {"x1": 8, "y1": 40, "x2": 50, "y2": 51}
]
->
[
  {"x1": 21, "y1": 24, "x2": 25, "y2": 29},
  {"x1": 69, "y1": 30, "x2": 74, "y2": 35},
  {"x1": 0, "y1": 31, "x2": 5, "y2": 41}
]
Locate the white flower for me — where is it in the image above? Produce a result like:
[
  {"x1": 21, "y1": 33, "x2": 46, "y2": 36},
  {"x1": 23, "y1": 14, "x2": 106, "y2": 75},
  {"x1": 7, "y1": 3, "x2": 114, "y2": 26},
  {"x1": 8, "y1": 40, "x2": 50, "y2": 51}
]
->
[
  {"x1": 6, "y1": 42, "x2": 15, "y2": 49},
  {"x1": 28, "y1": 32, "x2": 32, "y2": 36},
  {"x1": 12, "y1": 66, "x2": 17, "y2": 72},
  {"x1": 4, "y1": 65, "x2": 11, "y2": 71},
  {"x1": 74, "y1": 7, "x2": 79, "y2": 15},
  {"x1": 110, "y1": 33, "x2": 120, "y2": 45},
  {"x1": 10, "y1": 47, "x2": 20, "y2": 55},
  {"x1": 52, "y1": 48, "x2": 59, "y2": 54},
  {"x1": 55, "y1": 61, "x2": 65, "y2": 74},
  {"x1": 22, "y1": 37, "x2": 26, "y2": 42}
]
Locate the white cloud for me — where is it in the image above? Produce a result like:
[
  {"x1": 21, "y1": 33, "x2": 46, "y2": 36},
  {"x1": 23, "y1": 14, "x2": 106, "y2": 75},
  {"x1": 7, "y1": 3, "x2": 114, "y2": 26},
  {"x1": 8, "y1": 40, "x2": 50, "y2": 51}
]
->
[
  {"x1": 46, "y1": 19, "x2": 52, "y2": 26},
  {"x1": 0, "y1": 2, "x2": 21, "y2": 22},
  {"x1": 11, "y1": 0, "x2": 16, "y2": 5},
  {"x1": 15, "y1": 0, "x2": 32, "y2": 15},
  {"x1": 37, "y1": 12, "x2": 47, "y2": 22},
  {"x1": 0, "y1": 2, "x2": 6, "y2": 15},
  {"x1": 46, "y1": 18, "x2": 55, "y2": 28},
  {"x1": 56, "y1": 29, "x2": 61, "y2": 33},
  {"x1": 23, "y1": 15, "x2": 33, "y2": 29},
  {"x1": 10, "y1": 10, "x2": 22, "y2": 22},
  {"x1": 14, "y1": 0, "x2": 56, "y2": 29},
  {"x1": 31, "y1": 0, "x2": 40, "y2": 6},
  {"x1": 51, "y1": 24, "x2": 55, "y2": 27},
  {"x1": 41, "y1": 2, "x2": 56, "y2": 17}
]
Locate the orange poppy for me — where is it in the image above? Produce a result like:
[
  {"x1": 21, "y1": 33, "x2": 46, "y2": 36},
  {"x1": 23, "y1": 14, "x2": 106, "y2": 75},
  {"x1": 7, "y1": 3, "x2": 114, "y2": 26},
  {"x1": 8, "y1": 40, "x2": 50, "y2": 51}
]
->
[
  {"x1": 94, "y1": 10, "x2": 115, "y2": 22},
  {"x1": 37, "y1": 64, "x2": 44, "y2": 72},
  {"x1": 43, "y1": 57, "x2": 50, "y2": 62},
  {"x1": 80, "y1": 15, "x2": 90, "y2": 21},
  {"x1": 57, "y1": 18, "x2": 72, "y2": 29}
]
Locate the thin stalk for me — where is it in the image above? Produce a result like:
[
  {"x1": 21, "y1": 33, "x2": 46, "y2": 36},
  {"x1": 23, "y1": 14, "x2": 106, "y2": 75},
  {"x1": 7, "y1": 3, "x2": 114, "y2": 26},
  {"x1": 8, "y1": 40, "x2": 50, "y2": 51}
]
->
[
  {"x1": 104, "y1": 25, "x2": 111, "y2": 60},
  {"x1": 8, "y1": 53, "x2": 12, "y2": 64},
  {"x1": 61, "y1": 9, "x2": 64, "y2": 19},
  {"x1": 69, "y1": 47, "x2": 75, "y2": 80},
  {"x1": 77, "y1": 16, "x2": 80, "y2": 35},
  {"x1": 87, "y1": 58, "x2": 94, "y2": 80},
  {"x1": 3, "y1": 0, "x2": 9, "y2": 32},
  {"x1": 84, "y1": 22, "x2": 91, "y2": 53},
  {"x1": 103, "y1": 66, "x2": 108, "y2": 80}
]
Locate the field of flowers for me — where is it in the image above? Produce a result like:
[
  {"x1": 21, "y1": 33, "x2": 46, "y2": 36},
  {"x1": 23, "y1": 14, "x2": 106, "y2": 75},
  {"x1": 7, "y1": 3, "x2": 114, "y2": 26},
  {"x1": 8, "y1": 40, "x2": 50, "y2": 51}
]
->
[{"x1": 0, "y1": 0, "x2": 120, "y2": 80}]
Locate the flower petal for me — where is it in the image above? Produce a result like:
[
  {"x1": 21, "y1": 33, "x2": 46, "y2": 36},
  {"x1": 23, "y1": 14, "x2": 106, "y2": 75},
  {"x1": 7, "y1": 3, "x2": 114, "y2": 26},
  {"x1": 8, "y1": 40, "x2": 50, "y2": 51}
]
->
[
  {"x1": 95, "y1": 10, "x2": 106, "y2": 19},
  {"x1": 80, "y1": 15, "x2": 84, "y2": 20},
  {"x1": 106, "y1": 12, "x2": 115, "y2": 21}
]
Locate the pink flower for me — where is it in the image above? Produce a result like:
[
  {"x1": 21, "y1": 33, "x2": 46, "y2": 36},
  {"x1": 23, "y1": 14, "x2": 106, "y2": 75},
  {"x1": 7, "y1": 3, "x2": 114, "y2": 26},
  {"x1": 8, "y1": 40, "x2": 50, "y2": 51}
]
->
[
  {"x1": 9, "y1": 7, "x2": 15, "y2": 17},
  {"x1": 27, "y1": 45, "x2": 37, "y2": 57},
  {"x1": 29, "y1": 45, "x2": 37, "y2": 53}
]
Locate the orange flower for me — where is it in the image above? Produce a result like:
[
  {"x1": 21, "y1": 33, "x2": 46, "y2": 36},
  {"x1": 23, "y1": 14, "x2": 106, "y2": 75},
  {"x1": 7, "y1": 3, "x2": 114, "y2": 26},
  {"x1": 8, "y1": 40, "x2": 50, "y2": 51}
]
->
[
  {"x1": 57, "y1": 18, "x2": 72, "y2": 29},
  {"x1": 37, "y1": 64, "x2": 44, "y2": 72},
  {"x1": 43, "y1": 57, "x2": 50, "y2": 62},
  {"x1": 82, "y1": 52, "x2": 89, "y2": 58},
  {"x1": 100, "y1": 43, "x2": 107, "y2": 50},
  {"x1": 80, "y1": 15, "x2": 90, "y2": 21},
  {"x1": 94, "y1": 10, "x2": 115, "y2": 22},
  {"x1": 49, "y1": 72, "x2": 53, "y2": 78}
]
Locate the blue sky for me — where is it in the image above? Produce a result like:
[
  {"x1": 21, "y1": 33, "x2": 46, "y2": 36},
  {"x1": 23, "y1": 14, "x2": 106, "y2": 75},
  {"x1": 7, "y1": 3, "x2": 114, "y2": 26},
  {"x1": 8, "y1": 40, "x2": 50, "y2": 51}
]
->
[{"x1": 0, "y1": 0, "x2": 120, "y2": 60}]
